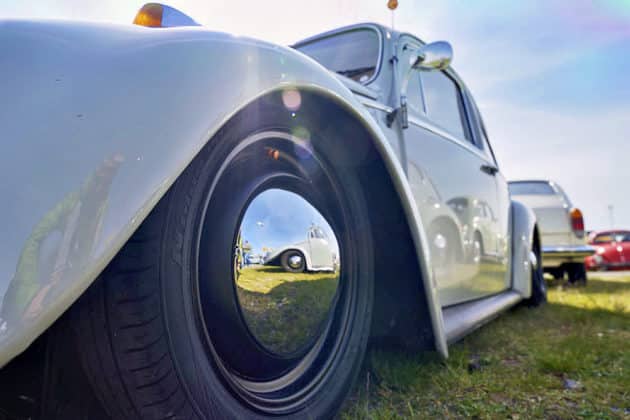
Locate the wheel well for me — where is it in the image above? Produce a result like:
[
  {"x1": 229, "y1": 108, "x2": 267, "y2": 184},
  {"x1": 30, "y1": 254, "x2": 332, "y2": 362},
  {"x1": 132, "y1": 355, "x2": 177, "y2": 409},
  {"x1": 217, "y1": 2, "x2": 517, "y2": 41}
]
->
[
  {"x1": 236, "y1": 90, "x2": 435, "y2": 350},
  {"x1": 533, "y1": 224, "x2": 541, "y2": 255}
]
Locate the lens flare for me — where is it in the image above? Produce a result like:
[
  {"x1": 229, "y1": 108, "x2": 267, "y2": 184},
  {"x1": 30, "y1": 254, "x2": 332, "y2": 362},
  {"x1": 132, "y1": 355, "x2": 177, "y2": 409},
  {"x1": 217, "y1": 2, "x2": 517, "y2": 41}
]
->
[{"x1": 282, "y1": 89, "x2": 302, "y2": 111}]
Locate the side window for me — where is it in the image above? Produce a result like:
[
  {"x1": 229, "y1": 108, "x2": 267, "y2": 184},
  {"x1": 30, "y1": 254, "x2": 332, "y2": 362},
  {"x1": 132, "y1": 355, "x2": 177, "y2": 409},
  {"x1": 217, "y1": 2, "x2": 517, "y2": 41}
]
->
[
  {"x1": 406, "y1": 72, "x2": 424, "y2": 116},
  {"x1": 420, "y1": 70, "x2": 470, "y2": 141}
]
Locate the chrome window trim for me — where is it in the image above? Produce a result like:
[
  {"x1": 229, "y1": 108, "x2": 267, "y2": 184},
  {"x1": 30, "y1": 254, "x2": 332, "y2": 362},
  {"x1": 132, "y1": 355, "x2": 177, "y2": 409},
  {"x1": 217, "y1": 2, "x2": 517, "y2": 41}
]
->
[
  {"x1": 292, "y1": 24, "x2": 384, "y2": 86},
  {"x1": 407, "y1": 115, "x2": 495, "y2": 164},
  {"x1": 360, "y1": 99, "x2": 393, "y2": 114},
  {"x1": 418, "y1": 71, "x2": 428, "y2": 114},
  {"x1": 398, "y1": 34, "x2": 477, "y2": 148},
  {"x1": 360, "y1": 100, "x2": 496, "y2": 165},
  {"x1": 400, "y1": 36, "x2": 428, "y2": 116}
]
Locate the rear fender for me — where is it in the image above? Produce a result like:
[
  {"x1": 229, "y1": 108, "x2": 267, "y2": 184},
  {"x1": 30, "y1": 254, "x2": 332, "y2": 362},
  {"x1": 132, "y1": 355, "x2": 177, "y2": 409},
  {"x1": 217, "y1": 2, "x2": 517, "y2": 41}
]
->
[{"x1": 510, "y1": 199, "x2": 538, "y2": 297}]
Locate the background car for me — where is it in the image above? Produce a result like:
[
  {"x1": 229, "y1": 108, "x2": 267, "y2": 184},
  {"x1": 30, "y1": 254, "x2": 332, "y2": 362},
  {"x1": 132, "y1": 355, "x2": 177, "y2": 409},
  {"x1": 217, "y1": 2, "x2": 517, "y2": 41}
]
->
[
  {"x1": 264, "y1": 224, "x2": 336, "y2": 272},
  {"x1": 508, "y1": 180, "x2": 594, "y2": 283},
  {"x1": 585, "y1": 230, "x2": 630, "y2": 271},
  {"x1": 0, "y1": 5, "x2": 546, "y2": 418}
]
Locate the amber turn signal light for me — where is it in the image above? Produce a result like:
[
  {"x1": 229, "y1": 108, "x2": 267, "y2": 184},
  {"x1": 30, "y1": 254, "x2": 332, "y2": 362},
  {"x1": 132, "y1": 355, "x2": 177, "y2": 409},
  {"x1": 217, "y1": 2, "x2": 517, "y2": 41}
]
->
[
  {"x1": 133, "y1": 3, "x2": 164, "y2": 27},
  {"x1": 133, "y1": 3, "x2": 199, "y2": 28}
]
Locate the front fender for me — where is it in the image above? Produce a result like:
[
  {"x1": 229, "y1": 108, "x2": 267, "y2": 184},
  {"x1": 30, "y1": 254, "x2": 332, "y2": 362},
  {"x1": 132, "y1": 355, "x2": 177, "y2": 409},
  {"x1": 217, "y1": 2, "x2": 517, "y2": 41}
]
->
[
  {"x1": 510, "y1": 199, "x2": 538, "y2": 297},
  {"x1": 0, "y1": 19, "x2": 446, "y2": 364}
]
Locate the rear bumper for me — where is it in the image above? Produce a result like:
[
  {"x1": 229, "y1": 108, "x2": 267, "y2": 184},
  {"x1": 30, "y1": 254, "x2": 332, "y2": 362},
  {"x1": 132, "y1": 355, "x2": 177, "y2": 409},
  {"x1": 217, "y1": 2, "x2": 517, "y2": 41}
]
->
[
  {"x1": 542, "y1": 245, "x2": 595, "y2": 267},
  {"x1": 542, "y1": 245, "x2": 595, "y2": 258}
]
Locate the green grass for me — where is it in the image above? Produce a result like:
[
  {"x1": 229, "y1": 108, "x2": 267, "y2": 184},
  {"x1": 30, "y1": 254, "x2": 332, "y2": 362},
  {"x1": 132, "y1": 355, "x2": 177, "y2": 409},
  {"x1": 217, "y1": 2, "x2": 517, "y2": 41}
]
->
[
  {"x1": 236, "y1": 266, "x2": 338, "y2": 354},
  {"x1": 341, "y1": 273, "x2": 630, "y2": 419}
]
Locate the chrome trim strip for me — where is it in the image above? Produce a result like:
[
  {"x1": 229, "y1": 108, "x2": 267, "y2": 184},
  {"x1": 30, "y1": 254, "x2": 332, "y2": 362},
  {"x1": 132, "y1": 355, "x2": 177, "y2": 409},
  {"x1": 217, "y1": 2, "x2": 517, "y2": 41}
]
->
[
  {"x1": 335, "y1": 74, "x2": 379, "y2": 100},
  {"x1": 407, "y1": 115, "x2": 495, "y2": 163},
  {"x1": 542, "y1": 245, "x2": 595, "y2": 257},
  {"x1": 293, "y1": 24, "x2": 385, "y2": 87},
  {"x1": 360, "y1": 99, "x2": 392, "y2": 113},
  {"x1": 360, "y1": 100, "x2": 496, "y2": 164}
]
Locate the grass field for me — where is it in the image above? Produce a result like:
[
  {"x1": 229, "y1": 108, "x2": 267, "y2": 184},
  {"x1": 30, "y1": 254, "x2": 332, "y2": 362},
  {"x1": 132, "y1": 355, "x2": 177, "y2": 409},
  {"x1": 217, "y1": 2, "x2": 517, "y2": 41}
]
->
[
  {"x1": 342, "y1": 273, "x2": 630, "y2": 419},
  {"x1": 236, "y1": 265, "x2": 338, "y2": 354}
]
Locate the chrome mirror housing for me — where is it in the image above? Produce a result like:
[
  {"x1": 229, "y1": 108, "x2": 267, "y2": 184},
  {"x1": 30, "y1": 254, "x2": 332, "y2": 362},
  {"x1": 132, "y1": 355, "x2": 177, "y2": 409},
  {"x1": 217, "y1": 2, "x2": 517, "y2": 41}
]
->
[
  {"x1": 412, "y1": 41, "x2": 453, "y2": 71},
  {"x1": 387, "y1": 41, "x2": 454, "y2": 129}
]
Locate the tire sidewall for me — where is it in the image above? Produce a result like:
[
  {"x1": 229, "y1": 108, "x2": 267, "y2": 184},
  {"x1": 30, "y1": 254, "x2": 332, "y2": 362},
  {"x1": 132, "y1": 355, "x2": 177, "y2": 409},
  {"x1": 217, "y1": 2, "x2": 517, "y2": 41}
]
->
[{"x1": 159, "y1": 110, "x2": 374, "y2": 418}]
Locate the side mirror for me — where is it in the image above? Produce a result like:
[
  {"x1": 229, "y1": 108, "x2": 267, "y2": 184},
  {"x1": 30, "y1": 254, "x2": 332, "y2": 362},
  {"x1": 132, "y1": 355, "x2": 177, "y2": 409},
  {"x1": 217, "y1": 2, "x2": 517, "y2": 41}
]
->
[
  {"x1": 411, "y1": 41, "x2": 453, "y2": 71},
  {"x1": 387, "y1": 41, "x2": 454, "y2": 129}
]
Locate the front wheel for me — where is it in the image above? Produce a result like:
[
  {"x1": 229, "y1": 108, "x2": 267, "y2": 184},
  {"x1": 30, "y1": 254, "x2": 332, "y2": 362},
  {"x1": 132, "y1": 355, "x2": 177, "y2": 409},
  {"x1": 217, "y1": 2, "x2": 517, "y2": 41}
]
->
[
  {"x1": 61, "y1": 105, "x2": 375, "y2": 419},
  {"x1": 281, "y1": 250, "x2": 306, "y2": 273}
]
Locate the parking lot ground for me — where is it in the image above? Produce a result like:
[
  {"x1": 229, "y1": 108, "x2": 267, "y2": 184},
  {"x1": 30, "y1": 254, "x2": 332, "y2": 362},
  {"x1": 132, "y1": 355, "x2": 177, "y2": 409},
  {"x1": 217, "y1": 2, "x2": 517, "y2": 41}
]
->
[{"x1": 342, "y1": 272, "x2": 630, "y2": 419}]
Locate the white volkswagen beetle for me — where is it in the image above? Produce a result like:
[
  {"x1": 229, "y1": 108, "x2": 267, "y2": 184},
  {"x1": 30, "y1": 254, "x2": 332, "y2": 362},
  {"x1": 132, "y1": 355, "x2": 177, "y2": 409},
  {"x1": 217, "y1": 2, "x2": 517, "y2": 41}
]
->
[
  {"x1": 508, "y1": 179, "x2": 594, "y2": 284},
  {"x1": 0, "y1": 4, "x2": 545, "y2": 418},
  {"x1": 264, "y1": 225, "x2": 337, "y2": 272}
]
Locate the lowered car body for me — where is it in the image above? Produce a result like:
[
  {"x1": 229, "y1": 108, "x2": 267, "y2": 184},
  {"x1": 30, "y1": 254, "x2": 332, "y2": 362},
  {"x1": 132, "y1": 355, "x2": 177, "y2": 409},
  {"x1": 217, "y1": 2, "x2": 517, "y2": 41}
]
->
[{"x1": 0, "y1": 8, "x2": 545, "y2": 418}]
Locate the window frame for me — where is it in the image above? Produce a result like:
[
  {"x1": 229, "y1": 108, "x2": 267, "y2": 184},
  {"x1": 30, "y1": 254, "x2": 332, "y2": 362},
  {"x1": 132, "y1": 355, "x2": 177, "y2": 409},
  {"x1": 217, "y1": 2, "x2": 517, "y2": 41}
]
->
[{"x1": 398, "y1": 35, "x2": 474, "y2": 145}]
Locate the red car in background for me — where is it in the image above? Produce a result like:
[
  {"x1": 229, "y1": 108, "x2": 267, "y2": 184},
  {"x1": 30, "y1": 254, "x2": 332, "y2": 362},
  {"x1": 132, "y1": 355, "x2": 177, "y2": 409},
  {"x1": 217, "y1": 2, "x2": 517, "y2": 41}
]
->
[{"x1": 585, "y1": 230, "x2": 630, "y2": 271}]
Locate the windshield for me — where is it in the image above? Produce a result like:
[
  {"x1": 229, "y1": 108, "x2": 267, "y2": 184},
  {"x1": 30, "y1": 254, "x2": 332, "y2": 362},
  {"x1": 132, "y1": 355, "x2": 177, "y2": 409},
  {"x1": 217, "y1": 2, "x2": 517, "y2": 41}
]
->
[
  {"x1": 294, "y1": 29, "x2": 380, "y2": 84},
  {"x1": 508, "y1": 181, "x2": 555, "y2": 196},
  {"x1": 594, "y1": 232, "x2": 630, "y2": 243}
]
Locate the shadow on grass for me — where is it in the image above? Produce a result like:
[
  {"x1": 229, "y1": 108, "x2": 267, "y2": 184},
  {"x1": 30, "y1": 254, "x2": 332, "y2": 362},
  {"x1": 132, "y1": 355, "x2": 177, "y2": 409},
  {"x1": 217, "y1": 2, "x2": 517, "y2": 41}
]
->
[
  {"x1": 236, "y1": 266, "x2": 339, "y2": 355},
  {"x1": 342, "y1": 276, "x2": 630, "y2": 419}
]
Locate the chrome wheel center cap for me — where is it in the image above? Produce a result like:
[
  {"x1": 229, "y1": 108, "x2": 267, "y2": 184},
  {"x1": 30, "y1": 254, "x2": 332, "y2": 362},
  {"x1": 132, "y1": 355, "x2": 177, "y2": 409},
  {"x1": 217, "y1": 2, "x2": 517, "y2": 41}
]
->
[{"x1": 289, "y1": 255, "x2": 303, "y2": 268}]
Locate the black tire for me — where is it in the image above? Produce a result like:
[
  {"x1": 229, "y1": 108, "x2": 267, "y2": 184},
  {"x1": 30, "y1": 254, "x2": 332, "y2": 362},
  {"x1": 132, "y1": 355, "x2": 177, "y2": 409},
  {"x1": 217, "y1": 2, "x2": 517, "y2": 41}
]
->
[
  {"x1": 525, "y1": 241, "x2": 547, "y2": 307},
  {"x1": 567, "y1": 262, "x2": 588, "y2": 285},
  {"x1": 547, "y1": 267, "x2": 564, "y2": 281},
  {"x1": 280, "y1": 250, "x2": 306, "y2": 273},
  {"x1": 65, "y1": 101, "x2": 374, "y2": 419}
]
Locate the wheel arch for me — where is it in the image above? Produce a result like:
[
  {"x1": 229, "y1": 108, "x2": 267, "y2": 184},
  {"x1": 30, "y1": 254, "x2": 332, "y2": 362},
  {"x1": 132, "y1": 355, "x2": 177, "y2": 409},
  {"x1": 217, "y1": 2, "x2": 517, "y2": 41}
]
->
[
  {"x1": 510, "y1": 199, "x2": 538, "y2": 297},
  {"x1": 230, "y1": 90, "x2": 445, "y2": 354}
]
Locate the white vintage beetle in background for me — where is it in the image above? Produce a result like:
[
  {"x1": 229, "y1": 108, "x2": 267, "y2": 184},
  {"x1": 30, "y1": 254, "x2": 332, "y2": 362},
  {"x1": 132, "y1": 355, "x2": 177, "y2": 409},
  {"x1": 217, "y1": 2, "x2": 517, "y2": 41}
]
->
[
  {"x1": 509, "y1": 179, "x2": 594, "y2": 283},
  {"x1": 0, "y1": 4, "x2": 545, "y2": 418}
]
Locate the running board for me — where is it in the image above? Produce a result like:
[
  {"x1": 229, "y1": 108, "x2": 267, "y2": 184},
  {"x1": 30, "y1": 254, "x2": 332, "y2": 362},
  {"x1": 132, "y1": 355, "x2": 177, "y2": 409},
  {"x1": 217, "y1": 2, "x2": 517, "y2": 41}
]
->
[{"x1": 442, "y1": 291, "x2": 522, "y2": 344}]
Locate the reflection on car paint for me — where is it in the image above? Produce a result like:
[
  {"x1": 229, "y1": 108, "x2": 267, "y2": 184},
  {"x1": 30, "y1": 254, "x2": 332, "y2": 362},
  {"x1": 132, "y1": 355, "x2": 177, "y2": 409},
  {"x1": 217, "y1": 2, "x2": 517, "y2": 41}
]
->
[{"x1": 0, "y1": 154, "x2": 125, "y2": 334}]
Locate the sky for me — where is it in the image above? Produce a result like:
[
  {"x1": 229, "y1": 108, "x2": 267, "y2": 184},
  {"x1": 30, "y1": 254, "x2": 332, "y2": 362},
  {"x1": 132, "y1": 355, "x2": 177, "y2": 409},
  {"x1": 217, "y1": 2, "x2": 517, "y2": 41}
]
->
[
  {"x1": 3, "y1": 0, "x2": 629, "y2": 230},
  {"x1": 240, "y1": 189, "x2": 339, "y2": 259}
]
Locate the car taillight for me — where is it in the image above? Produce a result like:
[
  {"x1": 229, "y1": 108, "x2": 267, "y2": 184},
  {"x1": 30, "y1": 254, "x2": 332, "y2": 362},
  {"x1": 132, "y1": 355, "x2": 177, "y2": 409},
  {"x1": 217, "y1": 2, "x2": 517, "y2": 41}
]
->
[{"x1": 570, "y1": 208, "x2": 584, "y2": 237}]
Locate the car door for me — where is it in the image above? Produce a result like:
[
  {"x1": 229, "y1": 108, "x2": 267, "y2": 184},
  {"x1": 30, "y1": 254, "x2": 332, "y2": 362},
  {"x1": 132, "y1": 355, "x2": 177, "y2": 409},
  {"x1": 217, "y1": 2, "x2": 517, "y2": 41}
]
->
[{"x1": 398, "y1": 36, "x2": 508, "y2": 307}]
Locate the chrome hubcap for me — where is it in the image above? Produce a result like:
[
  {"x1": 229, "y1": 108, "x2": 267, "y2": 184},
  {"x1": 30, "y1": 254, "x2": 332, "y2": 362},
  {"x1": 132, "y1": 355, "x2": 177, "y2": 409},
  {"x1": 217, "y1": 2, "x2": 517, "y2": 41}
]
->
[
  {"x1": 235, "y1": 188, "x2": 340, "y2": 356},
  {"x1": 288, "y1": 255, "x2": 303, "y2": 269}
]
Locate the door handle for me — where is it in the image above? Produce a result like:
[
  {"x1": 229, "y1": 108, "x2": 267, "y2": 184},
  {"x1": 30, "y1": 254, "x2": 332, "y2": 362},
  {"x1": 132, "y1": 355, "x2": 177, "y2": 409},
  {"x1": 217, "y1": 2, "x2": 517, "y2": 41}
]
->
[{"x1": 480, "y1": 164, "x2": 499, "y2": 176}]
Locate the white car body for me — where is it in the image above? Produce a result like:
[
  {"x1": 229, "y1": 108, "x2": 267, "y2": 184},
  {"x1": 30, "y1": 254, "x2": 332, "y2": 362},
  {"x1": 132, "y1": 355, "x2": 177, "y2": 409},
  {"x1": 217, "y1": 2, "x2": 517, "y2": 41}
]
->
[
  {"x1": 508, "y1": 180, "x2": 594, "y2": 271},
  {"x1": 0, "y1": 17, "x2": 541, "y2": 370},
  {"x1": 265, "y1": 226, "x2": 336, "y2": 271}
]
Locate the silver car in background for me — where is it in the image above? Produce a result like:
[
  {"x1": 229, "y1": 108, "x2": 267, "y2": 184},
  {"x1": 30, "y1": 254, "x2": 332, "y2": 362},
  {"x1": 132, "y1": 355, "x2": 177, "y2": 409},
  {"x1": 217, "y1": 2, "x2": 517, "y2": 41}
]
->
[{"x1": 509, "y1": 180, "x2": 594, "y2": 283}]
